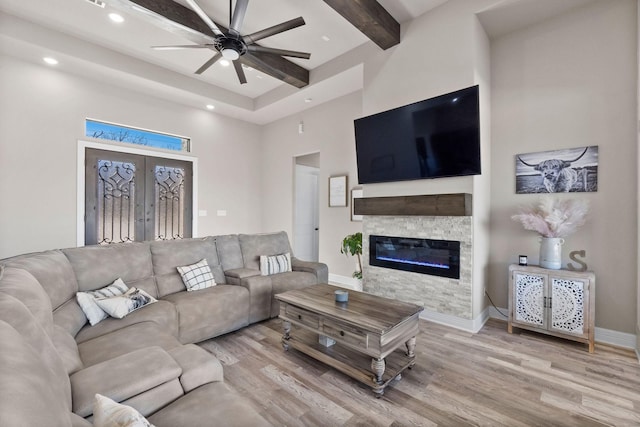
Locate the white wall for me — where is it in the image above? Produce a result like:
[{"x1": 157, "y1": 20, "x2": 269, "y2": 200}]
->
[
  {"x1": 489, "y1": 0, "x2": 638, "y2": 333},
  {"x1": 260, "y1": 92, "x2": 363, "y2": 278},
  {"x1": 0, "y1": 54, "x2": 263, "y2": 259}
]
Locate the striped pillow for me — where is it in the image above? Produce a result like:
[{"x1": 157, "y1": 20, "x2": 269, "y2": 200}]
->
[
  {"x1": 76, "y1": 278, "x2": 129, "y2": 326},
  {"x1": 177, "y1": 258, "x2": 216, "y2": 291},
  {"x1": 260, "y1": 252, "x2": 292, "y2": 276}
]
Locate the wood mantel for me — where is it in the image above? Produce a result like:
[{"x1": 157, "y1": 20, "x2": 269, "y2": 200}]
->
[{"x1": 353, "y1": 194, "x2": 472, "y2": 216}]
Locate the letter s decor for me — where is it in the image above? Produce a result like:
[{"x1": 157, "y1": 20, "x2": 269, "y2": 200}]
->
[{"x1": 567, "y1": 250, "x2": 588, "y2": 272}]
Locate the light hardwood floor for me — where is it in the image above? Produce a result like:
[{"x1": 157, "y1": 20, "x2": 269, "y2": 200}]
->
[{"x1": 198, "y1": 318, "x2": 640, "y2": 426}]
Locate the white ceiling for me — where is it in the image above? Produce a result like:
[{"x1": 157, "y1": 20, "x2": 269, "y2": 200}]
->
[{"x1": 0, "y1": 0, "x2": 597, "y2": 124}]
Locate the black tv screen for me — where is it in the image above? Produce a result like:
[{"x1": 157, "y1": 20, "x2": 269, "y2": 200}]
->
[{"x1": 354, "y1": 85, "x2": 481, "y2": 184}]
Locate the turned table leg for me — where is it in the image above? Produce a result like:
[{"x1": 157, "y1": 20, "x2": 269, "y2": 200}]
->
[
  {"x1": 405, "y1": 336, "x2": 416, "y2": 358},
  {"x1": 371, "y1": 357, "x2": 385, "y2": 384},
  {"x1": 282, "y1": 320, "x2": 291, "y2": 351},
  {"x1": 371, "y1": 357, "x2": 386, "y2": 398}
]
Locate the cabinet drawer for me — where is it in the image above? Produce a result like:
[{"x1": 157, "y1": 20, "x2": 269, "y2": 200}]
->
[
  {"x1": 285, "y1": 305, "x2": 319, "y2": 330},
  {"x1": 322, "y1": 319, "x2": 368, "y2": 349}
]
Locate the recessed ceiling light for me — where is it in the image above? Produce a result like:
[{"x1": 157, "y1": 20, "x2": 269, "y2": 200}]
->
[
  {"x1": 321, "y1": 35, "x2": 331, "y2": 42},
  {"x1": 219, "y1": 59, "x2": 230, "y2": 67},
  {"x1": 304, "y1": 98, "x2": 313, "y2": 103},
  {"x1": 43, "y1": 57, "x2": 58, "y2": 65},
  {"x1": 206, "y1": 104, "x2": 215, "y2": 110},
  {"x1": 108, "y1": 13, "x2": 124, "y2": 23}
]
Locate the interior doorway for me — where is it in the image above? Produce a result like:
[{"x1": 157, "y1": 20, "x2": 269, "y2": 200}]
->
[{"x1": 293, "y1": 153, "x2": 320, "y2": 262}]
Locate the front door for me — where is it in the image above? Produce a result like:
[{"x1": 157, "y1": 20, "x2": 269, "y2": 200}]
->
[{"x1": 85, "y1": 148, "x2": 192, "y2": 245}]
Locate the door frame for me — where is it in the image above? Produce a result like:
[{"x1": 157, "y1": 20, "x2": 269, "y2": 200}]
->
[{"x1": 77, "y1": 139, "x2": 198, "y2": 247}]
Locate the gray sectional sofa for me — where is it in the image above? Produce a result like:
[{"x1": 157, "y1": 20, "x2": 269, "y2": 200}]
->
[{"x1": 0, "y1": 231, "x2": 328, "y2": 426}]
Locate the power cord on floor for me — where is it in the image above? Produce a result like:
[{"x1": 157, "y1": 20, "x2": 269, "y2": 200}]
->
[{"x1": 485, "y1": 290, "x2": 508, "y2": 318}]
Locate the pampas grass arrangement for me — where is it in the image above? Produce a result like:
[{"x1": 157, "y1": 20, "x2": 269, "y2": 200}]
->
[{"x1": 511, "y1": 198, "x2": 589, "y2": 238}]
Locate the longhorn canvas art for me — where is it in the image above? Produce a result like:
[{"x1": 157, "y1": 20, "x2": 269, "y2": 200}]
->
[{"x1": 515, "y1": 146, "x2": 598, "y2": 194}]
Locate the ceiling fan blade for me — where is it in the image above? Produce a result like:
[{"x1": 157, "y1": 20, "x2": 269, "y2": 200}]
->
[
  {"x1": 243, "y1": 17, "x2": 305, "y2": 44},
  {"x1": 247, "y1": 45, "x2": 310, "y2": 59},
  {"x1": 195, "y1": 53, "x2": 221, "y2": 75},
  {"x1": 229, "y1": 0, "x2": 249, "y2": 36},
  {"x1": 185, "y1": 0, "x2": 225, "y2": 36},
  {"x1": 233, "y1": 60, "x2": 248, "y2": 84},
  {"x1": 152, "y1": 44, "x2": 212, "y2": 50}
]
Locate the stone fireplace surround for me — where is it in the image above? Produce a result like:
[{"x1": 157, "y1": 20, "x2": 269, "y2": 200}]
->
[{"x1": 355, "y1": 194, "x2": 474, "y2": 320}]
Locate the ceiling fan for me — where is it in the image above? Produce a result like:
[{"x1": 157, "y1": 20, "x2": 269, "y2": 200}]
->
[{"x1": 151, "y1": 0, "x2": 311, "y2": 84}]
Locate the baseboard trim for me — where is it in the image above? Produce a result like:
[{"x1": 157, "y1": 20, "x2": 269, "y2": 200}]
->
[
  {"x1": 419, "y1": 308, "x2": 489, "y2": 334},
  {"x1": 488, "y1": 307, "x2": 637, "y2": 350},
  {"x1": 328, "y1": 274, "x2": 362, "y2": 291}
]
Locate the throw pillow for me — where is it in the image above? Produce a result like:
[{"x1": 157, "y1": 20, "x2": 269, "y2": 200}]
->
[
  {"x1": 93, "y1": 394, "x2": 154, "y2": 427},
  {"x1": 95, "y1": 287, "x2": 157, "y2": 319},
  {"x1": 260, "y1": 252, "x2": 292, "y2": 276},
  {"x1": 176, "y1": 258, "x2": 216, "y2": 291},
  {"x1": 76, "y1": 278, "x2": 129, "y2": 326}
]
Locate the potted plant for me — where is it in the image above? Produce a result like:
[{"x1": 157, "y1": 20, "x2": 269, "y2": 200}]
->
[
  {"x1": 340, "y1": 232, "x2": 363, "y2": 280},
  {"x1": 511, "y1": 198, "x2": 589, "y2": 269}
]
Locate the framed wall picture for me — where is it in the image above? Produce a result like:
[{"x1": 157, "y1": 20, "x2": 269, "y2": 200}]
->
[
  {"x1": 329, "y1": 175, "x2": 348, "y2": 207},
  {"x1": 515, "y1": 145, "x2": 598, "y2": 194},
  {"x1": 351, "y1": 188, "x2": 363, "y2": 221}
]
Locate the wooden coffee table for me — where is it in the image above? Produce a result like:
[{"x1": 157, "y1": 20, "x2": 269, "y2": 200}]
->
[{"x1": 275, "y1": 284, "x2": 423, "y2": 397}]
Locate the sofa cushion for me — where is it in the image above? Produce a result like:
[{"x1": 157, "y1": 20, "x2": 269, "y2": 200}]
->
[
  {"x1": 0, "y1": 267, "x2": 54, "y2": 335},
  {"x1": 93, "y1": 394, "x2": 153, "y2": 427},
  {"x1": 54, "y1": 297, "x2": 94, "y2": 338},
  {"x1": 239, "y1": 231, "x2": 292, "y2": 270},
  {"x1": 177, "y1": 258, "x2": 216, "y2": 291},
  {"x1": 0, "y1": 319, "x2": 73, "y2": 427},
  {"x1": 168, "y1": 344, "x2": 224, "y2": 392},
  {"x1": 148, "y1": 382, "x2": 271, "y2": 427},
  {"x1": 1, "y1": 249, "x2": 79, "y2": 311},
  {"x1": 212, "y1": 234, "x2": 244, "y2": 270},
  {"x1": 63, "y1": 242, "x2": 158, "y2": 297},
  {"x1": 162, "y1": 285, "x2": 249, "y2": 344},
  {"x1": 151, "y1": 238, "x2": 224, "y2": 297},
  {"x1": 75, "y1": 299, "x2": 178, "y2": 344},
  {"x1": 95, "y1": 287, "x2": 157, "y2": 319},
  {"x1": 52, "y1": 324, "x2": 83, "y2": 375},
  {"x1": 260, "y1": 252, "x2": 292, "y2": 275},
  {"x1": 76, "y1": 277, "x2": 129, "y2": 326},
  {"x1": 71, "y1": 347, "x2": 182, "y2": 417},
  {"x1": 78, "y1": 321, "x2": 182, "y2": 367},
  {"x1": 0, "y1": 293, "x2": 72, "y2": 412}
]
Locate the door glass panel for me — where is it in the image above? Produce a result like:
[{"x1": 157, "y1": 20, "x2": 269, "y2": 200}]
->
[
  {"x1": 154, "y1": 165, "x2": 185, "y2": 240},
  {"x1": 97, "y1": 160, "x2": 136, "y2": 244}
]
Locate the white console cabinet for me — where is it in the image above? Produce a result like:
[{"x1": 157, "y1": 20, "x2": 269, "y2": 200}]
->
[{"x1": 508, "y1": 264, "x2": 595, "y2": 353}]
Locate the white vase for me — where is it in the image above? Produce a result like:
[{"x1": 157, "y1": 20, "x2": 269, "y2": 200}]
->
[{"x1": 539, "y1": 237, "x2": 564, "y2": 270}]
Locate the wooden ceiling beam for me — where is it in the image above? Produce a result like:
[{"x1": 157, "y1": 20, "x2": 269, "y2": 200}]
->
[
  {"x1": 322, "y1": 0, "x2": 400, "y2": 50},
  {"x1": 109, "y1": 0, "x2": 309, "y2": 87}
]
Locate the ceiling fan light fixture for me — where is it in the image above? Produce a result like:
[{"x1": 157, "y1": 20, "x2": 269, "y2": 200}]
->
[{"x1": 221, "y1": 48, "x2": 240, "y2": 60}]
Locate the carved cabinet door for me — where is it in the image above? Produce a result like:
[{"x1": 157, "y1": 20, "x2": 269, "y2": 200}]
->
[
  {"x1": 548, "y1": 276, "x2": 588, "y2": 339},
  {"x1": 512, "y1": 271, "x2": 548, "y2": 330}
]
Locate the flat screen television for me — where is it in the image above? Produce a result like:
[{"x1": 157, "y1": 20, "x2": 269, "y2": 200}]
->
[{"x1": 354, "y1": 85, "x2": 481, "y2": 184}]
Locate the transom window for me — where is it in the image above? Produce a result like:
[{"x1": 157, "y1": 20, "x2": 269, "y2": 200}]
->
[{"x1": 85, "y1": 119, "x2": 190, "y2": 152}]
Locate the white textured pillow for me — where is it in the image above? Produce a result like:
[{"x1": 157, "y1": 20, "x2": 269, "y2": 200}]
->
[
  {"x1": 95, "y1": 287, "x2": 157, "y2": 319},
  {"x1": 260, "y1": 252, "x2": 292, "y2": 276},
  {"x1": 76, "y1": 278, "x2": 129, "y2": 326},
  {"x1": 177, "y1": 258, "x2": 216, "y2": 291},
  {"x1": 93, "y1": 394, "x2": 154, "y2": 427}
]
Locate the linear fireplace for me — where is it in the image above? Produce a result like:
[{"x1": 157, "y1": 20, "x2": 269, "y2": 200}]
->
[{"x1": 369, "y1": 235, "x2": 460, "y2": 279}]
